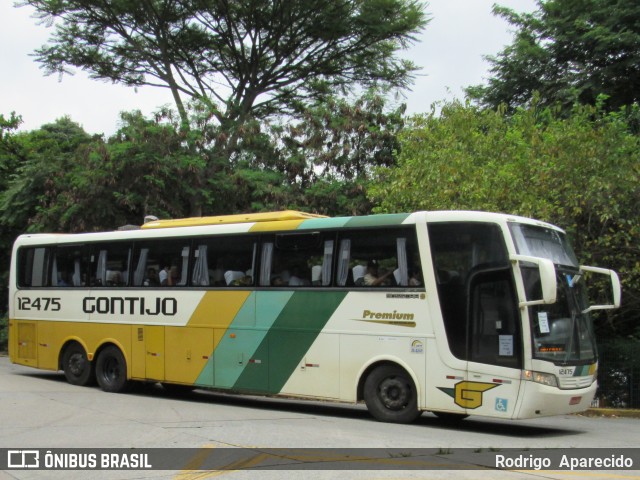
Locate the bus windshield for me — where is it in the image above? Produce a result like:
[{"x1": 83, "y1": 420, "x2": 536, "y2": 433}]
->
[
  {"x1": 509, "y1": 223, "x2": 596, "y2": 365},
  {"x1": 526, "y1": 274, "x2": 596, "y2": 364},
  {"x1": 509, "y1": 223, "x2": 579, "y2": 268}
]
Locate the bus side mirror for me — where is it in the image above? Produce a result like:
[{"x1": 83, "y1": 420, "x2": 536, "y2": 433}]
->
[
  {"x1": 510, "y1": 254, "x2": 557, "y2": 307},
  {"x1": 579, "y1": 265, "x2": 621, "y2": 313}
]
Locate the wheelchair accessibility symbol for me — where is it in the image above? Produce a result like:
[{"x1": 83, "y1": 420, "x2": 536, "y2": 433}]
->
[{"x1": 495, "y1": 398, "x2": 508, "y2": 412}]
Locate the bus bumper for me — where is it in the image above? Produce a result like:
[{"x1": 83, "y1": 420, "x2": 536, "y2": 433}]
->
[{"x1": 515, "y1": 380, "x2": 597, "y2": 419}]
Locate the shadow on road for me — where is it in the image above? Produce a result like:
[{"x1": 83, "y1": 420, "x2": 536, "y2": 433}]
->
[{"x1": 16, "y1": 368, "x2": 584, "y2": 439}]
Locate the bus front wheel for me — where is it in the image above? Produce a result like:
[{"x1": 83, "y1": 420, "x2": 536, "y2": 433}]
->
[
  {"x1": 364, "y1": 365, "x2": 421, "y2": 424},
  {"x1": 96, "y1": 346, "x2": 130, "y2": 393},
  {"x1": 61, "y1": 342, "x2": 94, "y2": 386}
]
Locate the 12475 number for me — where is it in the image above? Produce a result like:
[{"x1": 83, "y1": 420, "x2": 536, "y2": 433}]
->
[{"x1": 17, "y1": 297, "x2": 61, "y2": 311}]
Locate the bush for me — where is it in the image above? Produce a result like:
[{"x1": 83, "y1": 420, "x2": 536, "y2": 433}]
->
[{"x1": 0, "y1": 315, "x2": 7, "y2": 354}]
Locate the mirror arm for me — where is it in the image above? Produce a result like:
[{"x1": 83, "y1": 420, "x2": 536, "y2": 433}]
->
[
  {"x1": 579, "y1": 265, "x2": 622, "y2": 313},
  {"x1": 510, "y1": 254, "x2": 557, "y2": 307}
]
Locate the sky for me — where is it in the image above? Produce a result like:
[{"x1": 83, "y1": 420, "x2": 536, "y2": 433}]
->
[{"x1": 0, "y1": 0, "x2": 538, "y2": 136}]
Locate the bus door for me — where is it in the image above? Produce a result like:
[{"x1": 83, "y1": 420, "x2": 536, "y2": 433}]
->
[
  {"x1": 428, "y1": 222, "x2": 523, "y2": 417},
  {"x1": 464, "y1": 264, "x2": 523, "y2": 418}
]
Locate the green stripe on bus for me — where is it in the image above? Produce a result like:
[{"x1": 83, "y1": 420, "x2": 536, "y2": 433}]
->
[
  {"x1": 233, "y1": 291, "x2": 347, "y2": 393},
  {"x1": 296, "y1": 217, "x2": 351, "y2": 230},
  {"x1": 297, "y1": 214, "x2": 410, "y2": 231},
  {"x1": 193, "y1": 291, "x2": 256, "y2": 387},
  {"x1": 197, "y1": 291, "x2": 294, "y2": 388},
  {"x1": 343, "y1": 213, "x2": 410, "y2": 228}
]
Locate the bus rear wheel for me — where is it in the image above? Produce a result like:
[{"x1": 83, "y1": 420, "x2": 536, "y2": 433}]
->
[
  {"x1": 96, "y1": 346, "x2": 130, "y2": 393},
  {"x1": 364, "y1": 365, "x2": 420, "y2": 424},
  {"x1": 61, "y1": 342, "x2": 94, "y2": 386}
]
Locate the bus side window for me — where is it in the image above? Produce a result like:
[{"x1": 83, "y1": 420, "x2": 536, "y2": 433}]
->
[
  {"x1": 336, "y1": 227, "x2": 419, "y2": 288},
  {"x1": 260, "y1": 233, "x2": 332, "y2": 287},
  {"x1": 90, "y1": 243, "x2": 131, "y2": 287},
  {"x1": 190, "y1": 235, "x2": 257, "y2": 288},
  {"x1": 52, "y1": 246, "x2": 88, "y2": 287},
  {"x1": 132, "y1": 240, "x2": 190, "y2": 287},
  {"x1": 18, "y1": 247, "x2": 51, "y2": 288}
]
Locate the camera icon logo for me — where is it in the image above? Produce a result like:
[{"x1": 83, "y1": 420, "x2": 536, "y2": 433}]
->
[{"x1": 7, "y1": 450, "x2": 40, "y2": 468}]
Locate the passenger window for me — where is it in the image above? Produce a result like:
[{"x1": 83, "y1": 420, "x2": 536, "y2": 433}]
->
[
  {"x1": 335, "y1": 227, "x2": 421, "y2": 288},
  {"x1": 52, "y1": 245, "x2": 89, "y2": 287},
  {"x1": 18, "y1": 247, "x2": 51, "y2": 288},
  {"x1": 191, "y1": 235, "x2": 257, "y2": 287},
  {"x1": 259, "y1": 232, "x2": 333, "y2": 287},
  {"x1": 132, "y1": 240, "x2": 191, "y2": 287},
  {"x1": 90, "y1": 243, "x2": 131, "y2": 287}
]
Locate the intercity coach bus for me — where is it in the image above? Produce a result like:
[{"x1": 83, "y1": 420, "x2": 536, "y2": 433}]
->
[{"x1": 8, "y1": 210, "x2": 620, "y2": 423}]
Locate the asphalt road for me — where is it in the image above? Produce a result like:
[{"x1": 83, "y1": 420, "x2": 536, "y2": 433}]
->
[{"x1": 1, "y1": 356, "x2": 639, "y2": 480}]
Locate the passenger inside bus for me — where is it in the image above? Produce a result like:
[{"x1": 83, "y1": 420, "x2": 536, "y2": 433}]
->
[
  {"x1": 144, "y1": 268, "x2": 160, "y2": 286},
  {"x1": 363, "y1": 260, "x2": 394, "y2": 287}
]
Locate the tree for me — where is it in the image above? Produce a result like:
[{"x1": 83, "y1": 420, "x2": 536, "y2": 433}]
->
[
  {"x1": 369, "y1": 100, "x2": 640, "y2": 337},
  {"x1": 0, "y1": 117, "x2": 96, "y2": 232},
  {"x1": 467, "y1": 0, "x2": 640, "y2": 112},
  {"x1": 25, "y1": 0, "x2": 427, "y2": 214},
  {"x1": 187, "y1": 88, "x2": 406, "y2": 215},
  {"x1": 0, "y1": 88, "x2": 403, "y2": 234},
  {"x1": 264, "y1": 88, "x2": 406, "y2": 215},
  {"x1": 0, "y1": 112, "x2": 25, "y2": 322}
]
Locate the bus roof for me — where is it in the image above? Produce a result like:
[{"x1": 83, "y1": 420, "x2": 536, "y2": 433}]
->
[
  {"x1": 141, "y1": 210, "x2": 327, "y2": 229},
  {"x1": 12, "y1": 211, "x2": 563, "y2": 248}
]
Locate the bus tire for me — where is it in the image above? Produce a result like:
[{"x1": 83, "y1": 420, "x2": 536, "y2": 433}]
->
[
  {"x1": 364, "y1": 365, "x2": 420, "y2": 424},
  {"x1": 95, "y1": 345, "x2": 130, "y2": 393},
  {"x1": 61, "y1": 342, "x2": 95, "y2": 386}
]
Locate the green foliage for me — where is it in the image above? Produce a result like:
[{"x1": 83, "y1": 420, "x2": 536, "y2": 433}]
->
[
  {"x1": 265, "y1": 89, "x2": 406, "y2": 215},
  {"x1": 0, "y1": 113, "x2": 25, "y2": 318},
  {"x1": 24, "y1": 0, "x2": 426, "y2": 214},
  {"x1": 0, "y1": 113, "x2": 202, "y2": 232},
  {"x1": 370, "y1": 100, "x2": 640, "y2": 336},
  {"x1": 468, "y1": 0, "x2": 640, "y2": 112},
  {"x1": 598, "y1": 339, "x2": 640, "y2": 408},
  {"x1": 0, "y1": 315, "x2": 6, "y2": 353},
  {"x1": 1, "y1": 117, "x2": 97, "y2": 232}
]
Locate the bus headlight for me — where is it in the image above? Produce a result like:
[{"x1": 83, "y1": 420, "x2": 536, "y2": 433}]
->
[{"x1": 522, "y1": 370, "x2": 558, "y2": 388}]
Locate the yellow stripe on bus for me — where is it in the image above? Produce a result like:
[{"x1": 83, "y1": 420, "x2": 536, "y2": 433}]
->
[
  {"x1": 248, "y1": 220, "x2": 306, "y2": 232},
  {"x1": 187, "y1": 291, "x2": 251, "y2": 330}
]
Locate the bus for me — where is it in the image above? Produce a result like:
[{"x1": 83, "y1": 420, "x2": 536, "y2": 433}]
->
[{"x1": 8, "y1": 210, "x2": 621, "y2": 423}]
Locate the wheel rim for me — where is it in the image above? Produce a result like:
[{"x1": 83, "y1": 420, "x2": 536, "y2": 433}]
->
[
  {"x1": 68, "y1": 353, "x2": 86, "y2": 377},
  {"x1": 102, "y1": 356, "x2": 120, "y2": 384},
  {"x1": 378, "y1": 376, "x2": 410, "y2": 410}
]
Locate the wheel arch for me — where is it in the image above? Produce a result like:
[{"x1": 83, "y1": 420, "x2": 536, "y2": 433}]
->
[
  {"x1": 58, "y1": 337, "x2": 91, "y2": 371},
  {"x1": 94, "y1": 340, "x2": 130, "y2": 379},
  {"x1": 356, "y1": 356, "x2": 422, "y2": 407}
]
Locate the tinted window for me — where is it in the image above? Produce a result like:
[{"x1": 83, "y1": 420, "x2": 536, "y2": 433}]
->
[
  {"x1": 259, "y1": 232, "x2": 333, "y2": 287},
  {"x1": 18, "y1": 247, "x2": 50, "y2": 288},
  {"x1": 89, "y1": 243, "x2": 131, "y2": 287},
  {"x1": 53, "y1": 245, "x2": 89, "y2": 287},
  {"x1": 428, "y1": 222, "x2": 516, "y2": 363},
  {"x1": 336, "y1": 227, "x2": 421, "y2": 288},
  {"x1": 192, "y1": 235, "x2": 257, "y2": 287},
  {"x1": 132, "y1": 239, "x2": 191, "y2": 287}
]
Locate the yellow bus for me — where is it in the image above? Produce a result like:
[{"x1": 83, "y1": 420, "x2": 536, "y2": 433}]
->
[{"x1": 8, "y1": 210, "x2": 620, "y2": 423}]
